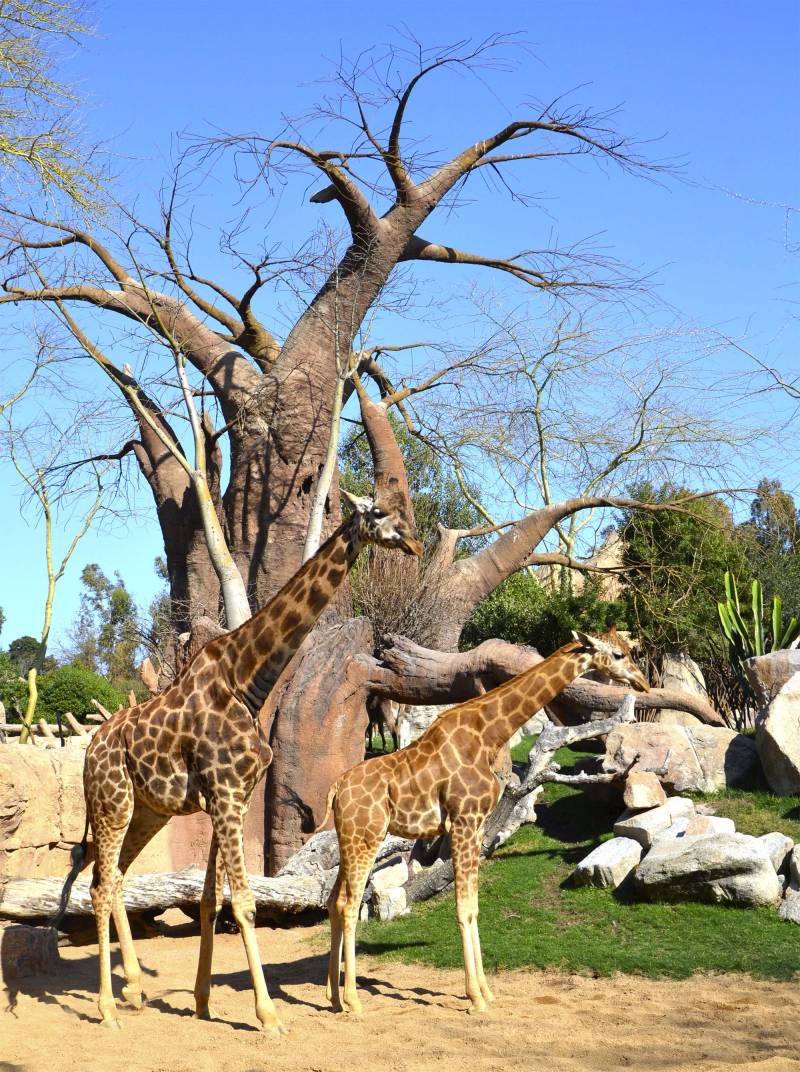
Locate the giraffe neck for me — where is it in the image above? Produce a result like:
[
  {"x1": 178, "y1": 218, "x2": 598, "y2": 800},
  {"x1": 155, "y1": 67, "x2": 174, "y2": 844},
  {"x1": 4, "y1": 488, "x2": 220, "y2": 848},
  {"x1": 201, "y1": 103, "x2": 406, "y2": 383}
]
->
[
  {"x1": 479, "y1": 644, "x2": 591, "y2": 752},
  {"x1": 225, "y1": 515, "x2": 364, "y2": 714}
]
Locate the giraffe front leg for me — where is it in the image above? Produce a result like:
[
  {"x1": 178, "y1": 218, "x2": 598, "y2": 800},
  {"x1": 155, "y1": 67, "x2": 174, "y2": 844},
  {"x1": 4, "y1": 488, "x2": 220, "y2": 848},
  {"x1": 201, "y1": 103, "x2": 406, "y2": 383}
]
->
[
  {"x1": 112, "y1": 884, "x2": 144, "y2": 1010},
  {"x1": 194, "y1": 835, "x2": 224, "y2": 1020},
  {"x1": 451, "y1": 817, "x2": 489, "y2": 1014},
  {"x1": 214, "y1": 806, "x2": 288, "y2": 1036}
]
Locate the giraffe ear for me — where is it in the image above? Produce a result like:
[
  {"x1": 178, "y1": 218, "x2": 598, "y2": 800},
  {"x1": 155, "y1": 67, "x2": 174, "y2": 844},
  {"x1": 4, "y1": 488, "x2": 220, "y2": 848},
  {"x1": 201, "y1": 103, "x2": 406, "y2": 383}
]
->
[
  {"x1": 572, "y1": 629, "x2": 601, "y2": 650},
  {"x1": 342, "y1": 489, "x2": 374, "y2": 515}
]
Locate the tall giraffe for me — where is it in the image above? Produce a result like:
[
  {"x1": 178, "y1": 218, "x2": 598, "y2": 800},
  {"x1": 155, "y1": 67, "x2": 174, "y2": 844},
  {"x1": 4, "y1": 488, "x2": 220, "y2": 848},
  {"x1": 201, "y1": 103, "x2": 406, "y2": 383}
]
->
[
  {"x1": 79, "y1": 490, "x2": 421, "y2": 1033},
  {"x1": 322, "y1": 630, "x2": 649, "y2": 1016}
]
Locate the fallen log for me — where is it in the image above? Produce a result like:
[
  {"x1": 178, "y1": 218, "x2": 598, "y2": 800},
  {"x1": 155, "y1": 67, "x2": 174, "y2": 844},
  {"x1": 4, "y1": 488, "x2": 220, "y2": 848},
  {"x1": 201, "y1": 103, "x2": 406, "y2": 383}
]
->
[{"x1": 0, "y1": 832, "x2": 411, "y2": 923}]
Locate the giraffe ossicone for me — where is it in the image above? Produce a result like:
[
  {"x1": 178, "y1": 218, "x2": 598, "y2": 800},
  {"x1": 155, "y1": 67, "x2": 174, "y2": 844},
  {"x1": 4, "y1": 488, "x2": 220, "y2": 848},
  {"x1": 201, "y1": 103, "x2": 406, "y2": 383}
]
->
[
  {"x1": 77, "y1": 489, "x2": 420, "y2": 1032},
  {"x1": 323, "y1": 629, "x2": 649, "y2": 1017}
]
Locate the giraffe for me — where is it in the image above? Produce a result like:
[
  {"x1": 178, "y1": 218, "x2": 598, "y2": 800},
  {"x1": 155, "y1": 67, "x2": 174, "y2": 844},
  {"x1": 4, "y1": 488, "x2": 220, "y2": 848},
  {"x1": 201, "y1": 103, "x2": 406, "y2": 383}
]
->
[
  {"x1": 321, "y1": 630, "x2": 650, "y2": 1017},
  {"x1": 79, "y1": 489, "x2": 422, "y2": 1033}
]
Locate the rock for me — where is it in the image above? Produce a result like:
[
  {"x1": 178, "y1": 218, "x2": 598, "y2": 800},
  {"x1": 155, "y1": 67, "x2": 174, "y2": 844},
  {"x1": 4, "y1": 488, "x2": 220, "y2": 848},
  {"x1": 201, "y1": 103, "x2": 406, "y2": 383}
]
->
[
  {"x1": 745, "y1": 651, "x2": 800, "y2": 708},
  {"x1": 572, "y1": 837, "x2": 642, "y2": 889},
  {"x1": 614, "y1": 797, "x2": 694, "y2": 849},
  {"x1": 657, "y1": 817, "x2": 691, "y2": 841},
  {"x1": 757, "y1": 832, "x2": 794, "y2": 873},
  {"x1": 779, "y1": 887, "x2": 800, "y2": 923},
  {"x1": 370, "y1": 856, "x2": 409, "y2": 893},
  {"x1": 634, "y1": 832, "x2": 782, "y2": 906},
  {"x1": 603, "y1": 722, "x2": 759, "y2": 794},
  {"x1": 655, "y1": 654, "x2": 707, "y2": 724},
  {"x1": 790, "y1": 847, "x2": 800, "y2": 887},
  {"x1": 371, "y1": 885, "x2": 407, "y2": 922},
  {"x1": 623, "y1": 771, "x2": 667, "y2": 811},
  {"x1": 369, "y1": 858, "x2": 410, "y2": 921},
  {"x1": 0, "y1": 921, "x2": 59, "y2": 988},
  {"x1": 684, "y1": 815, "x2": 736, "y2": 838},
  {"x1": 752, "y1": 671, "x2": 800, "y2": 796}
]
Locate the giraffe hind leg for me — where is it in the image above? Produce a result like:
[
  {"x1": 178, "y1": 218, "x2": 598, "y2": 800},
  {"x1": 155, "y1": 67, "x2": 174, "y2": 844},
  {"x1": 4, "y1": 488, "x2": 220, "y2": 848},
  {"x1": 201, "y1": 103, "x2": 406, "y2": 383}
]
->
[
  {"x1": 339, "y1": 829, "x2": 385, "y2": 1016},
  {"x1": 326, "y1": 872, "x2": 344, "y2": 1010},
  {"x1": 113, "y1": 805, "x2": 170, "y2": 1010},
  {"x1": 89, "y1": 818, "x2": 129, "y2": 1028},
  {"x1": 194, "y1": 834, "x2": 225, "y2": 1020}
]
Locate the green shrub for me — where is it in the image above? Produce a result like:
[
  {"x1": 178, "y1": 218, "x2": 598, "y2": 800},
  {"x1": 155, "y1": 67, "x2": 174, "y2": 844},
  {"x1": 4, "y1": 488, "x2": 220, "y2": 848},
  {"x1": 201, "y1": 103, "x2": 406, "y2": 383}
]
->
[
  {"x1": 461, "y1": 572, "x2": 626, "y2": 654},
  {"x1": 35, "y1": 664, "x2": 128, "y2": 723},
  {"x1": 0, "y1": 652, "x2": 27, "y2": 714}
]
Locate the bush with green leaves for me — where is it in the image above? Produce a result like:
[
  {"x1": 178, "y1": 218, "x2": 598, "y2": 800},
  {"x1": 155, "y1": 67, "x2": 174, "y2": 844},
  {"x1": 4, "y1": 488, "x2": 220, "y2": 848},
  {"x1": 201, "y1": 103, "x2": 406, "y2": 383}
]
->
[
  {"x1": 0, "y1": 652, "x2": 27, "y2": 715},
  {"x1": 460, "y1": 572, "x2": 626, "y2": 654},
  {"x1": 618, "y1": 482, "x2": 748, "y2": 664},
  {"x1": 35, "y1": 664, "x2": 128, "y2": 723}
]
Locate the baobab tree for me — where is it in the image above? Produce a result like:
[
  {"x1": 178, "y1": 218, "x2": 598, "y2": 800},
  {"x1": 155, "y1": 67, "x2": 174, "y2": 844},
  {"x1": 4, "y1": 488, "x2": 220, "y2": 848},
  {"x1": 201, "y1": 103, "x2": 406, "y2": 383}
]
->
[{"x1": 0, "y1": 38, "x2": 728, "y2": 868}]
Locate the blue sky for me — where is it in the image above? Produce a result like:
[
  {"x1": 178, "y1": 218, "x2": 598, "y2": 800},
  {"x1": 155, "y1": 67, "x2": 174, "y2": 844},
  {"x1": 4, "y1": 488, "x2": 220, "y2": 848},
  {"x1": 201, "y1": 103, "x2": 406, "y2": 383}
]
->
[{"x1": 1, "y1": 0, "x2": 798, "y2": 648}]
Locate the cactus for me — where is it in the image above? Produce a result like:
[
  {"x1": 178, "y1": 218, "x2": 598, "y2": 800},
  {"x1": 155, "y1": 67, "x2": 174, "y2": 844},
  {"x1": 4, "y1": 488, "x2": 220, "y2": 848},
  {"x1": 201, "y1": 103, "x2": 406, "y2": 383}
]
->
[{"x1": 717, "y1": 571, "x2": 800, "y2": 666}]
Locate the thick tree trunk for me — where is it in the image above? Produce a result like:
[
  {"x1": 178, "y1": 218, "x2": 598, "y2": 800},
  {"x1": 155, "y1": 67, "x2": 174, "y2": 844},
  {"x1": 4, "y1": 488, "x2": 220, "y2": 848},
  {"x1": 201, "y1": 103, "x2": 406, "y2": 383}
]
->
[{"x1": 261, "y1": 616, "x2": 375, "y2": 873}]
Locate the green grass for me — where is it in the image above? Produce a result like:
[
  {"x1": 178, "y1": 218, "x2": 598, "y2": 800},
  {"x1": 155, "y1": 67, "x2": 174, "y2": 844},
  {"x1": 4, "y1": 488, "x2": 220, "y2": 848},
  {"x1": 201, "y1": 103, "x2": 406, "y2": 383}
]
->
[{"x1": 356, "y1": 743, "x2": 800, "y2": 980}]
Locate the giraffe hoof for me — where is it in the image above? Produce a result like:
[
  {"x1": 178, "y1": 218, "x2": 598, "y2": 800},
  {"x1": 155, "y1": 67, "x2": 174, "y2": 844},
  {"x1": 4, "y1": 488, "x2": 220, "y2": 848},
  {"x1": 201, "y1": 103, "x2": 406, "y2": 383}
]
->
[
  {"x1": 258, "y1": 1019, "x2": 289, "y2": 1037},
  {"x1": 121, "y1": 986, "x2": 146, "y2": 1009},
  {"x1": 194, "y1": 1008, "x2": 214, "y2": 1021},
  {"x1": 101, "y1": 1017, "x2": 122, "y2": 1030},
  {"x1": 466, "y1": 999, "x2": 489, "y2": 1016}
]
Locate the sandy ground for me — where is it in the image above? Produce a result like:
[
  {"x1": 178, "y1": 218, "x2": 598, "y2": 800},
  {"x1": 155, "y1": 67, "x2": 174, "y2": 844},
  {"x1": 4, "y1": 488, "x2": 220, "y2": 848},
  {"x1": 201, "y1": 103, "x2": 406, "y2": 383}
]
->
[{"x1": 3, "y1": 913, "x2": 800, "y2": 1072}]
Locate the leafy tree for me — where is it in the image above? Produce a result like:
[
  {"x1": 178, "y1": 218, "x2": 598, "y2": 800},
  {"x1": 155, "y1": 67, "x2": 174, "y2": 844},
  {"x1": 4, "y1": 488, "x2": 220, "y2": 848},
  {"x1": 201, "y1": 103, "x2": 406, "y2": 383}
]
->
[
  {"x1": 0, "y1": 651, "x2": 27, "y2": 713},
  {"x1": 0, "y1": 606, "x2": 4, "y2": 637},
  {"x1": 738, "y1": 479, "x2": 800, "y2": 618},
  {"x1": 7, "y1": 634, "x2": 56, "y2": 674},
  {"x1": 618, "y1": 483, "x2": 748, "y2": 664},
  {"x1": 35, "y1": 664, "x2": 127, "y2": 723},
  {"x1": 64, "y1": 564, "x2": 141, "y2": 685}
]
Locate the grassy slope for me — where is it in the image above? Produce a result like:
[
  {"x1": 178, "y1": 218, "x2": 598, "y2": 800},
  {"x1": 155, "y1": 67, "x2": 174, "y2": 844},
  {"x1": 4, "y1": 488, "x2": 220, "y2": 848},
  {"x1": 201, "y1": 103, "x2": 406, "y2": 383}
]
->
[{"x1": 357, "y1": 742, "x2": 800, "y2": 980}]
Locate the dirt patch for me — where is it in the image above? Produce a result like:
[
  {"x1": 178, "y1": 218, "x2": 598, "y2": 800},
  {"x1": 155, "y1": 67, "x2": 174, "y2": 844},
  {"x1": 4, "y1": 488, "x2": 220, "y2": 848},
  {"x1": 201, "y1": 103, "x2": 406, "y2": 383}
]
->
[{"x1": 3, "y1": 914, "x2": 800, "y2": 1072}]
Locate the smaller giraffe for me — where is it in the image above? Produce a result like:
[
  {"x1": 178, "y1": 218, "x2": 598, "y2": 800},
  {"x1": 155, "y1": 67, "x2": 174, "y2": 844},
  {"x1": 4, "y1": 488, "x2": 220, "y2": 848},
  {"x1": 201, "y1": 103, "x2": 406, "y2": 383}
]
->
[{"x1": 322, "y1": 630, "x2": 649, "y2": 1016}]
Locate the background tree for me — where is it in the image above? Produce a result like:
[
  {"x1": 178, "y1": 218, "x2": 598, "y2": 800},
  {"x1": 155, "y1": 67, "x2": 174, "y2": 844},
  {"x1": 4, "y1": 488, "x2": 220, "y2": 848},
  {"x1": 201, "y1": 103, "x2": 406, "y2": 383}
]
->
[
  {"x1": 62, "y1": 563, "x2": 142, "y2": 690},
  {"x1": 618, "y1": 482, "x2": 747, "y2": 668},
  {"x1": 737, "y1": 478, "x2": 800, "y2": 614},
  {"x1": 0, "y1": 0, "x2": 98, "y2": 204},
  {"x1": 5, "y1": 407, "x2": 103, "y2": 740},
  {"x1": 0, "y1": 39, "x2": 744, "y2": 864}
]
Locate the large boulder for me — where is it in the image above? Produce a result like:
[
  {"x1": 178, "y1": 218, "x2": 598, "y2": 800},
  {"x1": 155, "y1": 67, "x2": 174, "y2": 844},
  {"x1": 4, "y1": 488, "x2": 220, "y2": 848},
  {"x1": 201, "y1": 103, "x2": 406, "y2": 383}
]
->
[
  {"x1": 634, "y1": 832, "x2": 782, "y2": 906},
  {"x1": 749, "y1": 670, "x2": 800, "y2": 796},
  {"x1": 603, "y1": 722, "x2": 759, "y2": 794},
  {"x1": 744, "y1": 651, "x2": 800, "y2": 708}
]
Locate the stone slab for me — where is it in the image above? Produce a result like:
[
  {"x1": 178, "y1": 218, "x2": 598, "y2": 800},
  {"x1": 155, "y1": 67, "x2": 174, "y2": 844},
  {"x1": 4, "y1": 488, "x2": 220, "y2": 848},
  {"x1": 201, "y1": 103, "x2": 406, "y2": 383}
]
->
[{"x1": 572, "y1": 837, "x2": 643, "y2": 890}]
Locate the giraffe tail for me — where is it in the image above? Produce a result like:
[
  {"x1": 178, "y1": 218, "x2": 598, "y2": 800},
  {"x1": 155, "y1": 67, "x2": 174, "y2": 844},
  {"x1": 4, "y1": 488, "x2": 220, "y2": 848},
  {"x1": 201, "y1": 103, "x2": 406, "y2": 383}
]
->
[
  {"x1": 49, "y1": 815, "x2": 90, "y2": 931},
  {"x1": 315, "y1": 777, "x2": 343, "y2": 834}
]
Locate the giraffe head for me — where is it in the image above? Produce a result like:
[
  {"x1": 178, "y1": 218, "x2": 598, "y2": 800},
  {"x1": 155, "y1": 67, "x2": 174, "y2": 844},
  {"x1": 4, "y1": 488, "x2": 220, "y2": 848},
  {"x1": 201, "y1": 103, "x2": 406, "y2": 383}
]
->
[
  {"x1": 342, "y1": 489, "x2": 423, "y2": 556},
  {"x1": 570, "y1": 626, "x2": 650, "y2": 692}
]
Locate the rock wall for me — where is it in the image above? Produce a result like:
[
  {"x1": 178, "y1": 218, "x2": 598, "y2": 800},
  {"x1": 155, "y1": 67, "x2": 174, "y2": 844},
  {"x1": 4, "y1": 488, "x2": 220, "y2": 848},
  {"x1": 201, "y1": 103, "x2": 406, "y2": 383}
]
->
[{"x1": 0, "y1": 744, "x2": 265, "y2": 886}]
